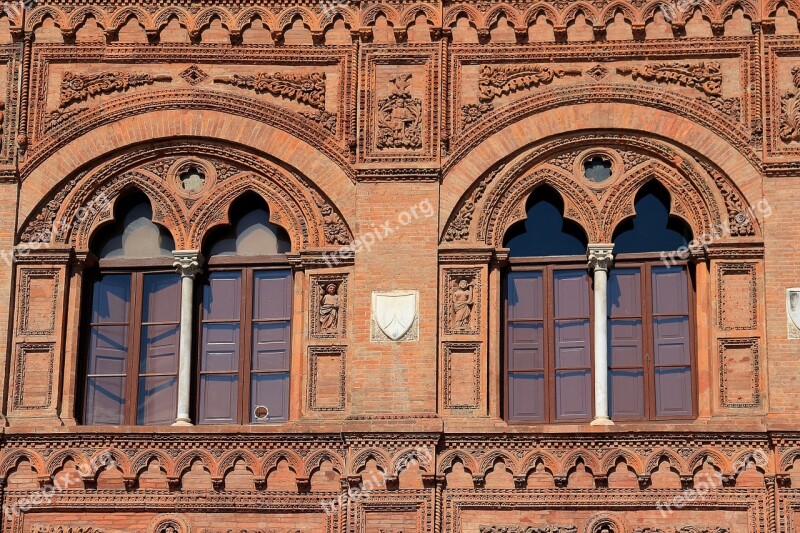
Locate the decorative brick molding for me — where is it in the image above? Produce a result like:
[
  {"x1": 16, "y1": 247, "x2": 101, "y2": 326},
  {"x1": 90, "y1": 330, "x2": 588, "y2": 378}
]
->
[
  {"x1": 308, "y1": 345, "x2": 347, "y2": 412},
  {"x1": 719, "y1": 337, "x2": 761, "y2": 408}
]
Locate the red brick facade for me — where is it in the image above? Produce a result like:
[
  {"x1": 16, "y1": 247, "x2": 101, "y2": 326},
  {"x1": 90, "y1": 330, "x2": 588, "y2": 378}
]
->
[{"x1": 0, "y1": 0, "x2": 798, "y2": 531}]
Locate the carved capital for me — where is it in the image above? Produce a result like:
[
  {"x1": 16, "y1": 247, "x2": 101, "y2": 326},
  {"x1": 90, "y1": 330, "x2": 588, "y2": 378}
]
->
[
  {"x1": 172, "y1": 251, "x2": 203, "y2": 279},
  {"x1": 587, "y1": 244, "x2": 614, "y2": 272}
]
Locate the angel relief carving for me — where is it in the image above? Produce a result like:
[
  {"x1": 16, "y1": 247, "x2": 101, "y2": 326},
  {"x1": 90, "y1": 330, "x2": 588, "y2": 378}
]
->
[{"x1": 376, "y1": 73, "x2": 422, "y2": 150}]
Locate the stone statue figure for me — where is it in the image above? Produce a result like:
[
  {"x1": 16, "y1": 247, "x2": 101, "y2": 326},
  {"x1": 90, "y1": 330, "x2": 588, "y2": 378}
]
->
[
  {"x1": 452, "y1": 279, "x2": 474, "y2": 330},
  {"x1": 319, "y1": 283, "x2": 339, "y2": 333}
]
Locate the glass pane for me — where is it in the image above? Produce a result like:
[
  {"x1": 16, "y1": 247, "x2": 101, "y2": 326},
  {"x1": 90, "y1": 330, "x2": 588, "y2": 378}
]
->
[
  {"x1": 609, "y1": 319, "x2": 643, "y2": 367},
  {"x1": 252, "y1": 322, "x2": 290, "y2": 371},
  {"x1": 88, "y1": 326, "x2": 129, "y2": 375},
  {"x1": 201, "y1": 323, "x2": 240, "y2": 371},
  {"x1": 252, "y1": 270, "x2": 292, "y2": 320},
  {"x1": 91, "y1": 274, "x2": 130, "y2": 323},
  {"x1": 137, "y1": 375, "x2": 177, "y2": 425},
  {"x1": 142, "y1": 273, "x2": 180, "y2": 323},
  {"x1": 555, "y1": 369, "x2": 591, "y2": 420},
  {"x1": 203, "y1": 272, "x2": 242, "y2": 321},
  {"x1": 85, "y1": 376, "x2": 126, "y2": 425},
  {"x1": 508, "y1": 322, "x2": 544, "y2": 370},
  {"x1": 554, "y1": 319, "x2": 590, "y2": 369},
  {"x1": 608, "y1": 268, "x2": 641, "y2": 317},
  {"x1": 553, "y1": 270, "x2": 589, "y2": 318},
  {"x1": 655, "y1": 367, "x2": 693, "y2": 417},
  {"x1": 507, "y1": 271, "x2": 543, "y2": 320},
  {"x1": 139, "y1": 324, "x2": 179, "y2": 374},
  {"x1": 609, "y1": 369, "x2": 645, "y2": 419},
  {"x1": 199, "y1": 374, "x2": 238, "y2": 424},
  {"x1": 508, "y1": 372, "x2": 545, "y2": 421},
  {"x1": 653, "y1": 316, "x2": 691, "y2": 366},
  {"x1": 250, "y1": 372, "x2": 289, "y2": 422},
  {"x1": 651, "y1": 266, "x2": 689, "y2": 315}
]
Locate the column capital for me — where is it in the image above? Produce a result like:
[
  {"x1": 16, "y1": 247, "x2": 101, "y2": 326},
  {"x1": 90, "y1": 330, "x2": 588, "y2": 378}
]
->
[
  {"x1": 587, "y1": 244, "x2": 614, "y2": 272},
  {"x1": 173, "y1": 250, "x2": 203, "y2": 278}
]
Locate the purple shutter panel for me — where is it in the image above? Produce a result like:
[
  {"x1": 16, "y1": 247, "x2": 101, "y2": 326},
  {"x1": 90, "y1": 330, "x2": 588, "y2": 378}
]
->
[
  {"x1": 553, "y1": 270, "x2": 592, "y2": 420},
  {"x1": 85, "y1": 274, "x2": 131, "y2": 425},
  {"x1": 608, "y1": 268, "x2": 645, "y2": 419},
  {"x1": 199, "y1": 271, "x2": 242, "y2": 425},
  {"x1": 506, "y1": 271, "x2": 545, "y2": 421},
  {"x1": 137, "y1": 273, "x2": 180, "y2": 425},
  {"x1": 651, "y1": 266, "x2": 693, "y2": 417},
  {"x1": 250, "y1": 270, "x2": 291, "y2": 422}
]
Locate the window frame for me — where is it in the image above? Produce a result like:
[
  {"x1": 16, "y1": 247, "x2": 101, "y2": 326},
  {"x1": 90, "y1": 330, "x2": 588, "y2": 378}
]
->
[
  {"x1": 80, "y1": 257, "x2": 179, "y2": 426},
  {"x1": 503, "y1": 255, "x2": 595, "y2": 424},
  {"x1": 196, "y1": 254, "x2": 293, "y2": 425},
  {"x1": 609, "y1": 252, "x2": 698, "y2": 422}
]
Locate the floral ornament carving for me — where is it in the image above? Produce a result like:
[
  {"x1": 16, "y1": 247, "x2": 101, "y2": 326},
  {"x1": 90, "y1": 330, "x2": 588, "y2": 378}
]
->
[
  {"x1": 213, "y1": 72, "x2": 326, "y2": 111},
  {"x1": 309, "y1": 188, "x2": 351, "y2": 245},
  {"x1": 59, "y1": 72, "x2": 173, "y2": 109},
  {"x1": 700, "y1": 162, "x2": 755, "y2": 236},
  {"x1": 299, "y1": 109, "x2": 337, "y2": 134},
  {"x1": 443, "y1": 163, "x2": 505, "y2": 242},
  {"x1": 376, "y1": 73, "x2": 423, "y2": 150},
  {"x1": 479, "y1": 527, "x2": 578, "y2": 533},
  {"x1": 616, "y1": 62, "x2": 722, "y2": 97},
  {"x1": 462, "y1": 102, "x2": 495, "y2": 125},
  {"x1": 780, "y1": 66, "x2": 800, "y2": 143},
  {"x1": 33, "y1": 528, "x2": 105, "y2": 533},
  {"x1": 632, "y1": 528, "x2": 730, "y2": 533},
  {"x1": 478, "y1": 64, "x2": 582, "y2": 103}
]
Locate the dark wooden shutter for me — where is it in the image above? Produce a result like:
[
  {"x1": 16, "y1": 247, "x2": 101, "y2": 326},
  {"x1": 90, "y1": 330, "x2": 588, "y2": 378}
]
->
[
  {"x1": 85, "y1": 274, "x2": 131, "y2": 425},
  {"x1": 506, "y1": 271, "x2": 545, "y2": 421},
  {"x1": 250, "y1": 270, "x2": 291, "y2": 422},
  {"x1": 136, "y1": 273, "x2": 180, "y2": 425},
  {"x1": 552, "y1": 269, "x2": 592, "y2": 420},
  {"x1": 199, "y1": 271, "x2": 242, "y2": 424},
  {"x1": 651, "y1": 266, "x2": 693, "y2": 418},
  {"x1": 608, "y1": 268, "x2": 645, "y2": 419}
]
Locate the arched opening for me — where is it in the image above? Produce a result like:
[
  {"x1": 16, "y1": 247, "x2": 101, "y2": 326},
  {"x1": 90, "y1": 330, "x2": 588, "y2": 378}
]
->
[
  {"x1": 502, "y1": 186, "x2": 592, "y2": 423},
  {"x1": 197, "y1": 194, "x2": 292, "y2": 425},
  {"x1": 82, "y1": 190, "x2": 180, "y2": 426},
  {"x1": 607, "y1": 180, "x2": 696, "y2": 421}
]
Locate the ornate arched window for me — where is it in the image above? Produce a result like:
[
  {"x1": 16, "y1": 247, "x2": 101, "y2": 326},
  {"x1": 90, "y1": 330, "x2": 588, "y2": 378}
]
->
[
  {"x1": 197, "y1": 194, "x2": 292, "y2": 424},
  {"x1": 503, "y1": 186, "x2": 592, "y2": 422},
  {"x1": 608, "y1": 181, "x2": 696, "y2": 420},
  {"x1": 82, "y1": 191, "x2": 179, "y2": 426}
]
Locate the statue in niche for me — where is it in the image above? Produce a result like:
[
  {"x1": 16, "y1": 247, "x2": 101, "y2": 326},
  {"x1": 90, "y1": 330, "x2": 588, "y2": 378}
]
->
[
  {"x1": 319, "y1": 283, "x2": 340, "y2": 333},
  {"x1": 452, "y1": 278, "x2": 475, "y2": 330}
]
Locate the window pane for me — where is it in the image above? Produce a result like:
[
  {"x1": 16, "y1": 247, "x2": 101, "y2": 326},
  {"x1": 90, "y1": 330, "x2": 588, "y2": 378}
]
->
[
  {"x1": 203, "y1": 271, "x2": 242, "y2": 321},
  {"x1": 85, "y1": 376, "x2": 126, "y2": 425},
  {"x1": 201, "y1": 323, "x2": 240, "y2": 371},
  {"x1": 651, "y1": 266, "x2": 689, "y2": 315},
  {"x1": 553, "y1": 270, "x2": 589, "y2": 318},
  {"x1": 609, "y1": 369, "x2": 645, "y2": 419},
  {"x1": 91, "y1": 274, "x2": 130, "y2": 323},
  {"x1": 508, "y1": 372, "x2": 545, "y2": 421},
  {"x1": 251, "y1": 372, "x2": 289, "y2": 422},
  {"x1": 199, "y1": 374, "x2": 238, "y2": 424},
  {"x1": 506, "y1": 271, "x2": 543, "y2": 320},
  {"x1": 555, "y1": 369, "x2": 592, "y2": 420},
  {"x1": 142, "y1": 273, "x2": 180, "y2": 323},
  {"x1": 608, "y1": 269, "x2": 641, "y2": 317},
  {"x1": 253, "y1": 270, "x2": 292, "y2": 320},
  {"x1": 508, "y1": 323, "x2": 544, "y2": 370},
  {"x1": 252, "y1": 322, "x2": 290, "y2": 371},
  {"x1": 655, "y1": 367, "x2": 693, "y2": 417},
  {"x1": 137, "y1": 375, "x2": 178, "y2": 425},
  {"x1": 653, "y1": 316, "x2": 691, "y2": 366}
]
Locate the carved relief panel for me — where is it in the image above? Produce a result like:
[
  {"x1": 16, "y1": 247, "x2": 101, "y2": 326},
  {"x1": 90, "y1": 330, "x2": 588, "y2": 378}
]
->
[
  {"x1": 358, "y1": 44, "x2": 442, "y2": 167},
  {"x1": 310, "y1": 274, "x2": 348, "y2": 339}
]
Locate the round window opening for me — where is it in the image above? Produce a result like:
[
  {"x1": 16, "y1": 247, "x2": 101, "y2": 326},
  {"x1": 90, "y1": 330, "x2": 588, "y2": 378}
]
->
[
  {"x1": 178, "y1": 165, "x2": 206, "y2": 194},
  {"x1": 583, "y1": 155, "x2": 613, "y2": 183},
  {"x1": 254, "y1": 405, "x2": 270, "y2": 420}
]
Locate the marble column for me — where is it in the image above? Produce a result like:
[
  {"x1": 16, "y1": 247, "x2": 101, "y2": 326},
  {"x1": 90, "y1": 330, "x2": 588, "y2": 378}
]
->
[
  {"x1": 172, "y1": 251, "x2": 203, "y2": 426},
  {"x1": 587, "y1": 244, "x2": 614, "y2": 426}
]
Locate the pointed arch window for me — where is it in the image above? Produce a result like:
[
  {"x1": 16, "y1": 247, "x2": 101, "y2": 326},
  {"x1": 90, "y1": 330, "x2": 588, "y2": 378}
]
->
[
  {"x1": 198, "y1": 194, "x2": 293, "y2": 425},
  {"x1": 608, "y1": 181, "x2": 696, "y2": 420},
  {"x1": 82, "y1": 192, "x2": 179, "y2": 426},
  {"x1": 503, "y1": 186, "x2": 593, "y2": 422}
]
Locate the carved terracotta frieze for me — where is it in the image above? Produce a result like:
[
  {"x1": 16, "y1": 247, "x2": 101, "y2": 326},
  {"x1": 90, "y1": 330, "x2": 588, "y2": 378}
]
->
[
  {"x1": 213, "y1": 71, "x2": 326, "y2": 111},
  {"x1": 376, "y1": 73, "x2": 423, "y2": 150},
  {"x1": 59, "y1": 71, "x2": 173, "y2": 109},
  {"x1": 780, "y1": 66, "x2": 800, "y2": 143},
  {"x1": 479, "y1": 527, "x2": 577, "y2": 533},
  {"x1": 477, "y1": 64, "x2": 583, "y2": 103},
  {"x1": 616, "y1": 62, "x2": 723, "y2": 97}
]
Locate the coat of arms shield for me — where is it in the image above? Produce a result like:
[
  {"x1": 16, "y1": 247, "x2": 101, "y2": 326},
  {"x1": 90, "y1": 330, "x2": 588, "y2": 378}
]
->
[{"x1": 372, "y1": 291, "x2": 417, "y2": 341}]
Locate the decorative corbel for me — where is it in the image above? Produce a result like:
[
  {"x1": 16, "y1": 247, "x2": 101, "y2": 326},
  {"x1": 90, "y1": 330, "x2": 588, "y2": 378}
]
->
[
  {"x1": 296, "y1": 476, "x2": 311, "y2": 492},
  {"x1": 513, "y1": 476, "x2": 527, "y2": 489},
  {"x1": 632, "y1": 23, "x2": 646, "y2": 40},
  {"x1": 211, "y1": 477, "x2": 224, "y2": 491}
]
